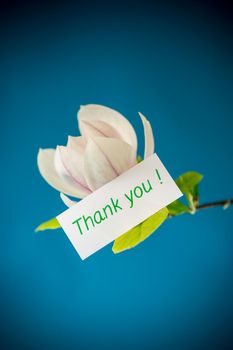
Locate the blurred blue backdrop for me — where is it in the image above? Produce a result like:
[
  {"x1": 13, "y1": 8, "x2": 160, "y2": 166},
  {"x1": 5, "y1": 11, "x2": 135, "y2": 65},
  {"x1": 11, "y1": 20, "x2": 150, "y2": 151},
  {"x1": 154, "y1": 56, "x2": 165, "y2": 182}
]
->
[{"x1": 1, "y1": 1, "x2": 233, "y2": 349}]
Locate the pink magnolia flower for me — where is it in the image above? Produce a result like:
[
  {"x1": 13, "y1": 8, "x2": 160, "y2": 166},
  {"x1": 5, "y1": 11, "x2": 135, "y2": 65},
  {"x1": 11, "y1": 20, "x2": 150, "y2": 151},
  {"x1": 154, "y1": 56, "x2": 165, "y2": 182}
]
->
[{"x1": 37, "y1": 104, "x2": 154, "y2": 207}]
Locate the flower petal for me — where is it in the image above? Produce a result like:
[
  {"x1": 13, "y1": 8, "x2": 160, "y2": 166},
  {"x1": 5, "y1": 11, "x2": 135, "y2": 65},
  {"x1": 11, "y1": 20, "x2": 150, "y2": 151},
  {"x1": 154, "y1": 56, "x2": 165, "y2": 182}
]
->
[
  {"x1": 139, "y1": 112, "x2": 155, "y2": 159},
  {"x1": 55, "y1": 146, "x2": 91, "y2": 196},
  {"x1": 83, "y1": 137, "x2": 136, "y2": 191},
  {"x1": 80, "y1": 120, "x2": 123, "y2": 141},
  {"x1": 37, "y1": 149, "x2": 87, "y2": 198},
  {"x1": 60, "y1": 193, "x2": 77, "y2": 207},
  {"x1": 78, "y1": 104, "x2": 137, "y2": 151},
  {"x1": 67, "y1": 136, "x2": 86, "y2": 155}
]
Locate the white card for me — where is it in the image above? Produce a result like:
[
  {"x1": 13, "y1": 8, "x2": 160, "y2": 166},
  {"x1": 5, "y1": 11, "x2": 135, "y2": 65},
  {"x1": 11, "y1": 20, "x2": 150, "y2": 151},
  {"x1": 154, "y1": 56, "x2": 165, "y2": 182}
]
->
[{"x1": 56, "y1": 153, "x2": 182, "y2": 260}]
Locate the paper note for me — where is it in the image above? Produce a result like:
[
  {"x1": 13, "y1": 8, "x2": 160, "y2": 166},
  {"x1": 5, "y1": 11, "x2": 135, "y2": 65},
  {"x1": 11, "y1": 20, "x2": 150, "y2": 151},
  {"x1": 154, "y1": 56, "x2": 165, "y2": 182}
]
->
[{"x1": 57, "y1": 153, "x2": 182, "y2": 260}]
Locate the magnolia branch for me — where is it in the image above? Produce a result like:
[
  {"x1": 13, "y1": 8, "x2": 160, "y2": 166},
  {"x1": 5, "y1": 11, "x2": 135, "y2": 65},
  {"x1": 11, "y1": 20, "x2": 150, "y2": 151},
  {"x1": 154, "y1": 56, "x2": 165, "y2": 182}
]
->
[
  {"x1": 196, "y1": 199, "x2": 233, "y2": 211},
  {"x1": 168, "y1": 198, "x2": 233, "y2": 219}
]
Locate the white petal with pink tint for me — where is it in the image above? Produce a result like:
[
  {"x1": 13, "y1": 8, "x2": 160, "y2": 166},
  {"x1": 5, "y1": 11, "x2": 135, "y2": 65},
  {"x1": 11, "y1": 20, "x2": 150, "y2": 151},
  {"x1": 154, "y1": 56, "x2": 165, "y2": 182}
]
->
[
  {"x1": 83, "y1": 137, "x2": 136, "y2": 191},
  {"x1": 80, "y1": 120, "x2": 123, "y2": 141},
  {"x1": 78, "y1": 104, "x2": 137, "y2": 151},
  {"x1": 37, "y1": 149, "x2": 86, "y2": 198},
  {"x1": 139, "y1": 112, "x2": 155, "y2": 159},
  {"x1": 54, "y1": 146, "x2": 91, "y2": 197},
  {"x1": 67, "y1": 136, "x2": 86, "y2": 155}
]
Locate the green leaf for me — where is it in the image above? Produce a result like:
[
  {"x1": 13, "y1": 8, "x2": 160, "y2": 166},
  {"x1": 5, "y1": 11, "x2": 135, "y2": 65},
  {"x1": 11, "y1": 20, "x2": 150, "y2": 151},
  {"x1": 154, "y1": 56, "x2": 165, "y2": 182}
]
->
[
  {"x1": 175, "y1": 171, "x2": 203, "y2": 211},
  {"x1": 112, "y1": 207, "x2": 168, "y2": 254},
  {"x1": 190, "y1": 183, "x2": 199, "y2": 207},
  {"x1": 167, "y1": 200, "x2": 190, "y2": 216},
  {"x1": 175, "y1": 171, "x2": 203, "y2": 193},
  {"x1": 35, "y1": 217, "x2": 61, "y2": 232}
]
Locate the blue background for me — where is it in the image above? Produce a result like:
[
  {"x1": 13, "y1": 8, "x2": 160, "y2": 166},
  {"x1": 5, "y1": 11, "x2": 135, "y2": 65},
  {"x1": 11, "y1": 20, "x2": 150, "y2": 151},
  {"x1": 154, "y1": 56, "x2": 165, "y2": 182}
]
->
[{"x1": 1, "y1": 1, "x2": 233, "y2": 349}]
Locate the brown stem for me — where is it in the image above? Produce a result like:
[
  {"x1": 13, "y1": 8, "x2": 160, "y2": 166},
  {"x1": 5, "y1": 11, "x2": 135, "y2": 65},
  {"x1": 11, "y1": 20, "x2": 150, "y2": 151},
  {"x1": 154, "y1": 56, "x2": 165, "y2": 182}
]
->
[{"x1": 196, "y1": 199, "x2": 233, "y2": 211}]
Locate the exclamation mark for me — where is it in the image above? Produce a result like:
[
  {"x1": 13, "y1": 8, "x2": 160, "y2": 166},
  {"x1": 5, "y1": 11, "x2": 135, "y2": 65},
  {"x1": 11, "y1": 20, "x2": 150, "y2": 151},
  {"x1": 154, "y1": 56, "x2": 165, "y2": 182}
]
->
[{"x1": 156, "y1": 169, "x2": 163, "y2": 184}]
